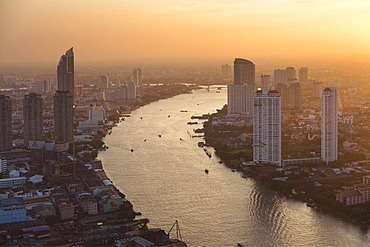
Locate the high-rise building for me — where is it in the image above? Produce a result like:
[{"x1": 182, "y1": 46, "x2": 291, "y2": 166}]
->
[
  {"x1": 299, "y1": 67, "x2": 308, "y2": 84},
  {"x1": 274, "y1": 69, "x2": 287, "y2": 88},
  {"x1": 57, "y1": 48, "x2": 74, "y2": 96},
  {"x1": 23, "y1": 93, "x2": 43, "y2": 147},
  {"x1": 276, "y1": 82, "x2": 301, "y2": 110},
  {"x1": 0, "y1": 95, "x2": 12, "y2": 151},
  {"x1": 54, "y1": 91, "x2": 74, "y2": 143},
  {"x1": 222, "y1": 64, "x2": 232, "y2": 77},
  {"x1": 233, "y1": 58, "x2": 255, "y2": 85},
  {"x1": 227, "y1": 84, "x2": 257, "y2": 115},
  {"x1": 127, "y1": 80, "x2": 137, "y2": 101},
  {"x1": 260, "y1": 75, "x2": 270, "y2": 90},
  {"x1": 322, "y1": 87, "x2": 338, "y2": 163},
  {"x1": 35, "y1": 80, "x2": 52, "y2": 94},
  {"x1": 132, "y1": 68, "x2": 142, "y2": 86},
  {"x1": 312, "y1": 81, "x2": 323, "y2": 98},
  {"x1": 253, "y1": 89, "x2": 281, "y2": 166},
  {"x1": 137, "y1": 68, "x2": 142, "y2": 85},
  {"x1": 286, "y1": 67, "x2": 296, "y2": 81},
  {"x1": 97, "y1": 75, "x2": 108, "y2": 89}
]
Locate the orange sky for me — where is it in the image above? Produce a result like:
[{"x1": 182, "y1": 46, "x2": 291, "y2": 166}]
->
[{"x1": 1, "y1": 0, "x2": 370, "y2": 64}]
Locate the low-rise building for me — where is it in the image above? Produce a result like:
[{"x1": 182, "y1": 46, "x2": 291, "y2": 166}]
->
[
  {"x1": 0, "y1": 197, "x2": 26, "y2": 224},
  {"x1": 0, "y1": 177, "x2": 27, "y2": 188}
]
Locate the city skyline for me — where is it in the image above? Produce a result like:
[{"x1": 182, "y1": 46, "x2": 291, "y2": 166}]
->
[{"x1": 1, "y1": 0, "x2": 370, "y2": 64}]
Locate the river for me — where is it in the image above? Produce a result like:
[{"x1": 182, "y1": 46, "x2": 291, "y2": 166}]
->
[{"x1": 98, "y1": 87, "x2": 370, "y2": 246}]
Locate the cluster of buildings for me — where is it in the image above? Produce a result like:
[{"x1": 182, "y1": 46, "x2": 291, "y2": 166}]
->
[{"x1": 226, "y1": 58, "x2": 338, "y2": 166}]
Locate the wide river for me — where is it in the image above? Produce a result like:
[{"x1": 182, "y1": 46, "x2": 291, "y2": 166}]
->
[{"x1": 98, "y1": 87, "x2": 369, "y2": 246}]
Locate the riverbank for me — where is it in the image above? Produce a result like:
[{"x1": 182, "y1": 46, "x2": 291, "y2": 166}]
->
[{"x1": 201, "y1": 108, "x2": 370, "y2": 225}]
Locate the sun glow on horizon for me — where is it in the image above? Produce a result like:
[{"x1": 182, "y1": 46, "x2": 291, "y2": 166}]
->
[{"x1": 1, "y1": 0, "x2": 370, "y2": 64}]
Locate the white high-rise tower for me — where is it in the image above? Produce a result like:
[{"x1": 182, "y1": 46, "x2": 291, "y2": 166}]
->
[
  {"x1": 321, "y1": 87, "x2": 338, "y2": 163},
  {"x1": 253, "y1": 89, "x2": 281, "y2": 165}
]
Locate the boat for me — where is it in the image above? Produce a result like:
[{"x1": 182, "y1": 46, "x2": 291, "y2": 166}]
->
[
  {"x1": 180, "y1": 110, "x2": 188, "y2": 112},
  {"x1": 231, "y1": 169, "x2": 236, "y2": 172},
  {"x1": 187, "y1": 121, "x2": 198, "y2": 125},
  {"x1": 198, "y1": 142, "x2": 205, "y2": 147},
  {"x1": 108, "y1": 131, "x2": 112, "y2": 135},
  {"x1": 216, "y1": 91, "x2": 220, "y2": 93},
  {"x1": 307, "y1": 202, "x2": 316, "y2": 207},
  {"x1": 205, "y1": 169, "x2": 209, "y2": 174}
]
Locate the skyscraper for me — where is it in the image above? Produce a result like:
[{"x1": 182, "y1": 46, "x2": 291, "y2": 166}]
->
[
  {"x1": 0, "y1": 95, "x2": 12, "y2": 151},
  {"x1": 260, "y1": 74, "x2": 270, "y2": 90},
  {"x1": 286, "y1": 67, "x2": 296, "y2": 82},
  {"x1": 137, "y1": 68, "x2": 142, "y2": 85},
  {"x1": 276, "y1": 82, "x2": 301, "y2": 110},
  {"x1": 299, "y1": 67, "x2": 308, "y2": 84},
  {"x1": 227, "y1": 84, "x2": 257, "y2": 115},
  {"x1": 57, "y1": 47, "x2": 74, "y2": 96},
  {"x1": 23, "y1": 93, "x2": 43, "y2": 147},
  {"x1": 233, "y1": 58, "x2": 255, "y2": 85},
  {"x1": 321, "y1": 87, "x2": 338, "y2": 163},
  {"x1": 253, "y1": 89, "x2": 281, "y2": 165},
  {"x1": 54, "y1": 91, "x2": 74, "y2": 143},
  {"x1": 273, "y1": 69, "x2": 287, "y2": 88},
  {"x1": 97, "y1": 75, "x2": 108, "y2": 89},
  {"x1": 54, "y1": 48, "x2": 75, "y2": 144}
]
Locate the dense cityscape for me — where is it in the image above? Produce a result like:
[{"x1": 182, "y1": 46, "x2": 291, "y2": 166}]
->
[{"x1": 1, "y1": 45, "x2": 370, "y2": 246}]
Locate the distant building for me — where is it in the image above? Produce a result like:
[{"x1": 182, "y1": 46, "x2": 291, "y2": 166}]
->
[
  {"x1": 0, "y1": 158, "x2": 7, "y2": 176},
  {"x1": 24, "y1": 93, "x2": 43, "y2": 147},
  {"x1": 97, "y1": 74, "x2": 109, "y2": 89},
  {"x1": 88, "y1": 105, "x2": 106, "y2": 124},
  {"x1": 54, "y1": 91, "x2": 74, "y2": 143},
  {"x1": 276, "y1": 83, "x2": 301, "y2": 110},
  {"x1": 253, "y1": 89, "x2": 281, "y2": 166},
  {"x1": 0, "y1": 197, "x2": 26, "y2": 224},
  {"x1": 221, "y1": 64, "x2": 232, "y2": 77},
  {"x1": 234, "y1": 58, "x2": 255, "y2": 85},
  {"x1": 299, "y1": 67, "x2": 308, "y2": 84},
  {"x1": 35, "y1": 80, "x2": 52, "y2": 94},
  {"x1": 260, "y1": 75, "x2": 270, "y2": 90},
  {"x1": 322, "y1": 87, "x2": 338, "y2": 163},
  {"x1": 273, "y1": 69, "x2": 287, "y2": 88},
  {"x1": 0, "y1": 95, "x2": 12, "y2": 151},
  {"x1": 286, "y1": 67, "x2": 296, "y2": 82},
  {"x1": 312, "y1": 81, "x2": 323, "y2": 98},
  {"x1": 132, "y1": 68, "x2": 142, "y2": 86},
  {"x1": 127, "y1": 80, "x2": 137, "y2": 101}
]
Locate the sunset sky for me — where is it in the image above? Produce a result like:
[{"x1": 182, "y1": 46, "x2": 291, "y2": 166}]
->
[{"x1": 1, "y1": 0, "x2": 370, "y2": 64}]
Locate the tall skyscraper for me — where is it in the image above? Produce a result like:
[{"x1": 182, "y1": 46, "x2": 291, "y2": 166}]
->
[
  {"x1": 57, "y1": 47, "x2": 74, "y2": 96},
  {"x1": 233, "y1": 58, "x2": 255, "y2": 85},
  {"x1": 54, "y1": 91, "x2": 74, "y2": 143},
  {"x1": 299, "y1": 67, "x2": 308, "y2": 84},
  {"x1": 253, "y1": 89, "x2": 281, "y2": 166},
  {"x1": 35, "y1": 80, "x2": 52, "y2": 94},
  {"x1": 23, "y1": 93, "x2": 43, "y2": 147},
  {"x1": 321, "y1": 87, "x2": 338, "y2": 163},
  {"x1": 127, "y1": 79, "x2": 137, "y2": 101},
  {"x1": 97, "y1": 75, "x2": 108, "y2": 89},
  {"x1": 0, "y1": 95, "x2": 12, "y2": 151},
  {"x1": 260, "y1": 75, "x2": 270, "y2": 90},
  {"x1": 274, "y1": 69, "x2": 287, "y2": 88}
]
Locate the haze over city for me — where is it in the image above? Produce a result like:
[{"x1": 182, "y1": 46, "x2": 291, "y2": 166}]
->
[{"x1": 1, "y1": 0, "x2": 370, "y2": 65}]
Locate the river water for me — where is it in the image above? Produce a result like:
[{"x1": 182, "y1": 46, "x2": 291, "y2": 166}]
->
[{"x1": 98, "y1": 87, "x2": 369, "y2": 246}]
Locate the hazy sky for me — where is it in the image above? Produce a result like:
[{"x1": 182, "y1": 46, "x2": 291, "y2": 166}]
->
[{"x1": 1, "y1": 0, "x2": 370, "y2": 64}]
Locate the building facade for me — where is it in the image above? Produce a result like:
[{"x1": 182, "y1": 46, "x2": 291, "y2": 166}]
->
[
  {"x1": 227, "y1": 84, "x2": 257, "y2": 115},
  {"x1": 253, "y1": 89, "x2": 281, "y2": 166},
  {"x1": 0, "y1": 95, "x2": 12, "y2": 151},
  {"x1": 321, "y1": 87, "x2": 338, "y2": 163},
  {"x1": 260, "y1": 74, "x2": 270, "y2": 90},
  {"x1": 57, "y1": 48, "x2": 74, "y2": 97},
  {"x1": 54, "y1": 91, "x2": 74, "y2": 143},
  {"x1": 97, "y1": 74, "x2": 108, "y2": 89},
  {"x1": 233, "y1": 58, "x2": 255, "y2": 85},
  {"x1": 0, "y1": 197, "x2": 26, "y2": 224},
  {"x1": 299, "y1": 67, "x2": 308, "y2": 84},
  {"x1": 24, "y1": 93, "x2": 43, "y2": 147}
]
